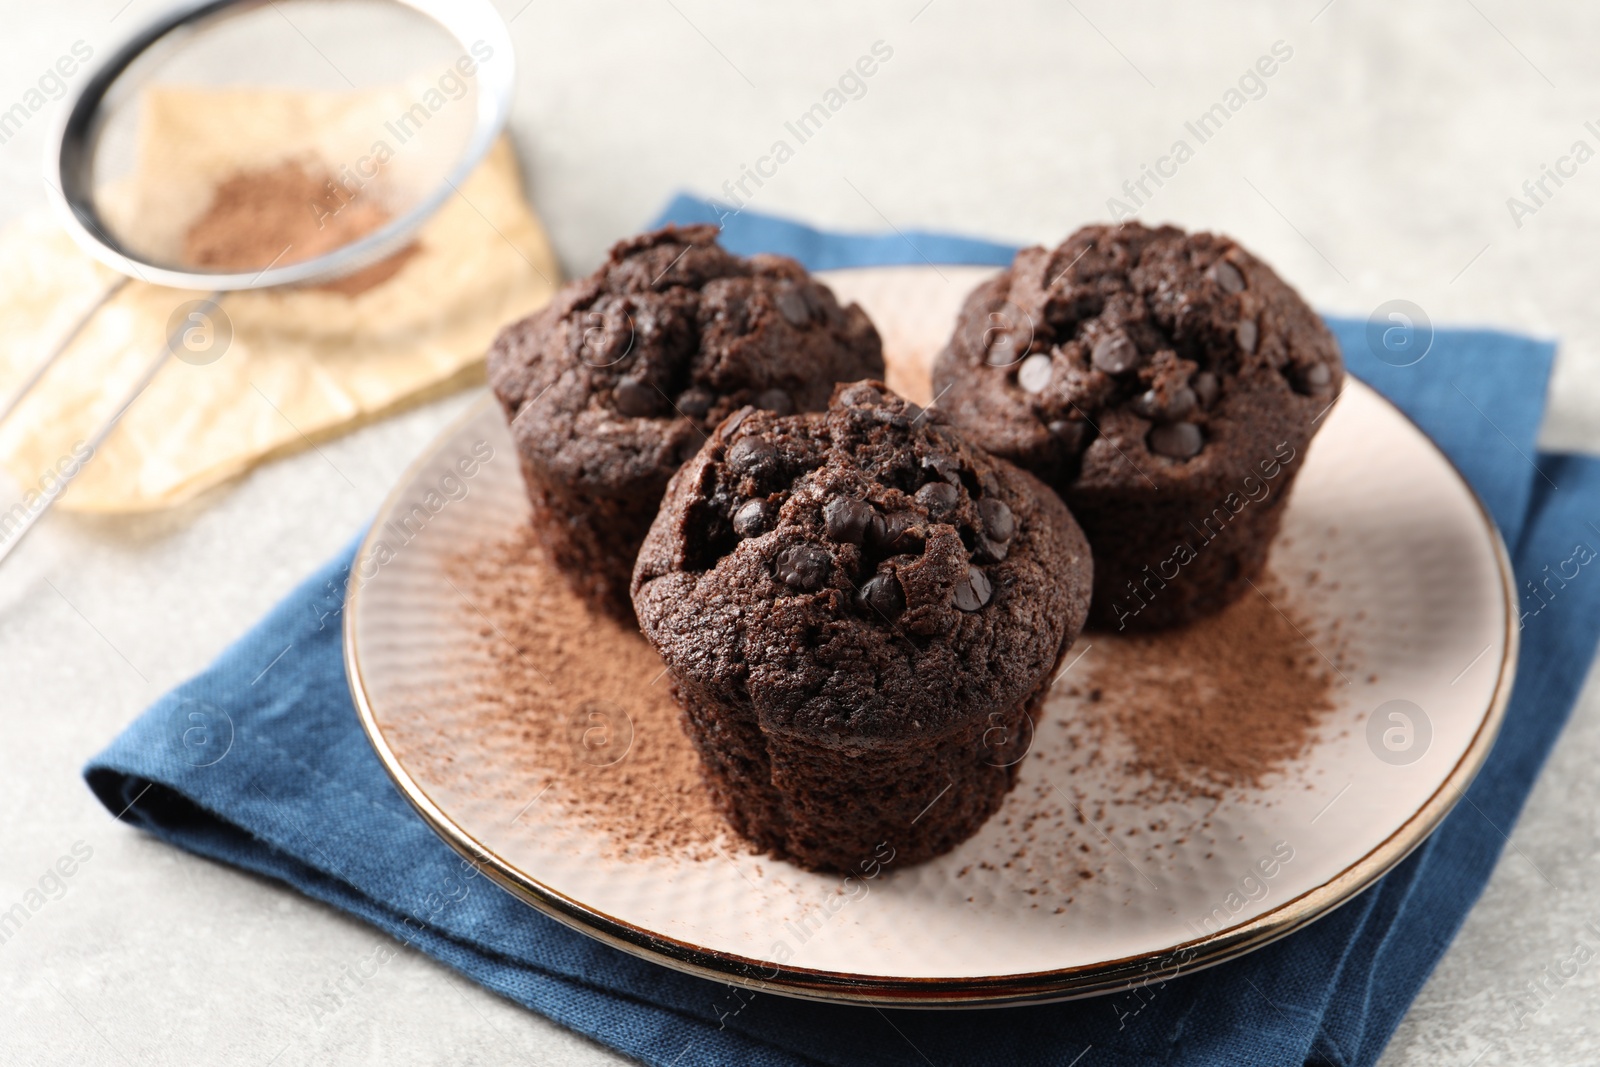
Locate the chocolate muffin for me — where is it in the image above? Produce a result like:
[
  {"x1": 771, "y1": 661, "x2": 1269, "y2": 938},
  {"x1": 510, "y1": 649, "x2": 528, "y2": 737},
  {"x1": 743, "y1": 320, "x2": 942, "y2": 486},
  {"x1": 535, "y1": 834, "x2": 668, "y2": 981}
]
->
[
  {"x1": 488, "y1": 225, "x2": 883, "y2": 622},
  {"x1": 931, "y1": 222, "x2": 1341, "y2": 631},
  {"x1": 631, "y1": 381, "x2": 1092, "y2": 873}
]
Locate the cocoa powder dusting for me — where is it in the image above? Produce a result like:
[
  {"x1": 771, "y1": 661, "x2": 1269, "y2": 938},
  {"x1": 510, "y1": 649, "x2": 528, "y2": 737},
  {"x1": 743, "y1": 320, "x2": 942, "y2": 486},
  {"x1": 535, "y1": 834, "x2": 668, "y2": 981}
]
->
[
  {"x1": 183, "y1": 159, "x2": 418, "y2": 296},
  {"x1": 404, "y1": 524, "x2": 1343, "y2": 893},
  {"x1": 443, "y1": 527, "x2": 731, "y2": 860},
  {"x1": 1069, "y1": 574, "x2": 1339, "y2": 800}
]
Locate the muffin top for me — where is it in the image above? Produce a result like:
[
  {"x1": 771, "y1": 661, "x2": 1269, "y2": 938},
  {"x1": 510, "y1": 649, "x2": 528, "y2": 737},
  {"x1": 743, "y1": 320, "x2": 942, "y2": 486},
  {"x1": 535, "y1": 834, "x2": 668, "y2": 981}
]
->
[
  {"x1": 632, "y1": 381, "x2": 1092, "y2": 742},
  {"x1": 932, "y1": 222, "x2": 1342, "y2": 493},
  {"x1": 488, "y1": 224, "x2": 883, "y2": 493}
]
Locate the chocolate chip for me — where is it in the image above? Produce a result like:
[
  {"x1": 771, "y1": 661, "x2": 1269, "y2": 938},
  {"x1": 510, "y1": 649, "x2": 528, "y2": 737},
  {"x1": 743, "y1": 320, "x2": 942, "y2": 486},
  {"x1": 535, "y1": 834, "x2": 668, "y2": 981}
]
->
[
  {"x1": 1049, "y1": 419, "x2": 1088, "y2": 452},
  {"x1": 824, "y1": 498, "x2": 877, "y2": 544},
  {"x1": 902, "y1": 400, "x2": 926, "y2": 423},
  {"x1": 916, "y1": 481, "x2": 959, "y2": 519},
  {"x1": 864, "y1": 510, "x2": 888, "y2": 548},
  {"x1": 923, "y1": 453, "x2": 961, "y2": 485},
  {"x1": 1289, "y1": 361, "x2": 1332, "y2": 395},
  {"x1": 979, "y1": 470, "x2": 1001, "y2": 496},
  {"x1": 974, "y1": 535, "x2": 1011, "y2": 564},
  {"x1": 858, "y1": 573, "x2": 906, "y2": 621},
  {"x1": 978, "y1": 497, "x2": 1014, "y2": 542},
  {"x1": 1091, "y1": 334, "x2": 1142, "y2": 374},
  {"x1": 800, "y1": 285, "x2": 829, "y2": 320},
  {"x1": 1149, "y1": 421, "x2": 1203, "y2": 459},
  {"x1": 1192, "y1": 371, "x2": 1219, "y2": 409},
  {"x1": 733, "y1": 500, "x2": 767, "y2": 538},
  {"x1": 1131, "y1": 384, "x2": 1197, "y2": 423},
  {"x1": 953, "y1": 565, "x2": 993, "y2": 612},
  {"x1": 756, "y1": 388, "x2": 795, "y2": 415},
  {"x1": 720, "y1": 405, "x2": 756, "y2": 438},
  {"x1": 775, "y1": 543, "x2": 831, "y2": 591},
  {"x1": 775, "y1": 287, "x2": 811, "y2": 327},
  {"x1": 1210, "y1": 260, "x2": 1246, "y2": 294},
  {"x1": 985, "y1": 329, "x2": 1024, "y2": 367},
  {"x1": 727, "y1": 435, "x2": 775, "y2": 474},
  {"x1": 839, "y1": 383, "x2": 882, "y2": 407},
  {"x1": 1236, "y1": 318, "x2": 1258, "y2": 354},
  {"x1": 676, "y1": 387, "x2": 714, "y2": 419},
  {"x1": 879, "y1": 513, "x2": 924, "y2": 553},
  {"x1": 613, "y1": 378, "x2": 659, "y2": 417},
  {"x1": 1017, "y1": 353, "x2": 1053, "y2": 394}
]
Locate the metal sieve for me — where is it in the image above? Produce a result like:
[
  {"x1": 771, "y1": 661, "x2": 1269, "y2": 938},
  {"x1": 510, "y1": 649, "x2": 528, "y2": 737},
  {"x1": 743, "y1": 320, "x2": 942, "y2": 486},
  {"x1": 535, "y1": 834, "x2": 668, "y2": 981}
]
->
[{"x1": 0, "y1": 0, "x2": 515, "y2": 564}]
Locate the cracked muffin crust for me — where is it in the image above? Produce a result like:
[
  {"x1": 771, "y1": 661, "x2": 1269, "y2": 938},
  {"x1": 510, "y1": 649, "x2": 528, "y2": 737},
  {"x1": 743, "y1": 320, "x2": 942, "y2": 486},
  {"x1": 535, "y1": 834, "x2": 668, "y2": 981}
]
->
[
  {"x1": 488, "y1": 224, "x2": 883, "y2": 622},
  {"x1": 931, "y1": 222, "x2": 1342, "y2": 631},
  {"x1": 631, "y1": 381, "x2": 1092, "y2": 872}
]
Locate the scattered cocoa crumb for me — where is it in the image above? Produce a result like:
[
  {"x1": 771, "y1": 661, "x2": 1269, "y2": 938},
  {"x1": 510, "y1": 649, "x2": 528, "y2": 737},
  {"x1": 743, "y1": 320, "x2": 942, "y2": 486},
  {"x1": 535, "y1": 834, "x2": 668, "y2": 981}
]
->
[{"x1": 183, "y1": 159, "x2": 418, "y2": 295}]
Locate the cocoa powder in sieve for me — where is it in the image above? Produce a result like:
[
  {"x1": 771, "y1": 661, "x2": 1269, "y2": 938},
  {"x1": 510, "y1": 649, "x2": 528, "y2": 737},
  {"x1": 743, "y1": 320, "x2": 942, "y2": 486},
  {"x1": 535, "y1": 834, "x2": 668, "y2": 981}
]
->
[{"x1": 183, "y1": 159, "x2": 418, "y2": 296}]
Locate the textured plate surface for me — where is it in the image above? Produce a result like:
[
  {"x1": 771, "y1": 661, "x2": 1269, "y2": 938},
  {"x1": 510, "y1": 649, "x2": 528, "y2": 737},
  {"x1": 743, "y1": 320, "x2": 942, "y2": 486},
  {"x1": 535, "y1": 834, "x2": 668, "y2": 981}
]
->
[{"x1": 345, "y1": 265, "x2": 1516, "y2": 1005}]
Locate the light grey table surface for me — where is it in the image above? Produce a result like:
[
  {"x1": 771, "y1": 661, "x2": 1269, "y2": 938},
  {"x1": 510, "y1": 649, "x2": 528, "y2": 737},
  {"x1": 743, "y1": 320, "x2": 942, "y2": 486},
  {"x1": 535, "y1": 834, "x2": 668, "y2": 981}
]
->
[{"x1": 3, "y1": 1, "x2": 1598, "y2": 1063}]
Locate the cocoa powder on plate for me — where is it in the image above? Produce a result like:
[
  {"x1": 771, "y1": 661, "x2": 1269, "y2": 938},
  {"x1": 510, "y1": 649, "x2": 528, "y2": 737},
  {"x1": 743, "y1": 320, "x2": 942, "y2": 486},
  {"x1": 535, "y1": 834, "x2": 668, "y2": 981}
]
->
[
  {"x1": 424, "y1": 532, "x2": 1338, "y2": 866},
  {"x1": 1068, "y1": 573, "x2": 1339, "y2": 800},
  {"x1": 443, "y1": 527, "x2": 730, "y2": 860}
]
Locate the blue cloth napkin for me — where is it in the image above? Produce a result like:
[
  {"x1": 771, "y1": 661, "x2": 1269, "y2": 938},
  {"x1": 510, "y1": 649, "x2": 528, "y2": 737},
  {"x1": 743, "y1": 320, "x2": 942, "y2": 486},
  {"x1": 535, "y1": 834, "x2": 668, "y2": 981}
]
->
[{"x1": 85, "y1": 196, "x2": 1595, "y2": 1067}]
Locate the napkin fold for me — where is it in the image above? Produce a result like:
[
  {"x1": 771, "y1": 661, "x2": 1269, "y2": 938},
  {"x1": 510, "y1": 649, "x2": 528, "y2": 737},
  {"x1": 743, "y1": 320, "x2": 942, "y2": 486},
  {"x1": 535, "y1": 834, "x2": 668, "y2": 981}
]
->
[{"x1": 85, "y1": 197, "x2": 1596, "y2": 1067}]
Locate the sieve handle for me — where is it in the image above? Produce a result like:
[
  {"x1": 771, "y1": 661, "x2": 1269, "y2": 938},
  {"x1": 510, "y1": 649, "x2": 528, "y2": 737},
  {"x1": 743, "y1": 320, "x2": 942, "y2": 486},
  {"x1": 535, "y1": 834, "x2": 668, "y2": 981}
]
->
[
  {"x1": 0, "y1": 276, "x2": 129, "y2": 427},
  {"x1": 0, "y1": 287, "x2": 221, "y2": 567}
]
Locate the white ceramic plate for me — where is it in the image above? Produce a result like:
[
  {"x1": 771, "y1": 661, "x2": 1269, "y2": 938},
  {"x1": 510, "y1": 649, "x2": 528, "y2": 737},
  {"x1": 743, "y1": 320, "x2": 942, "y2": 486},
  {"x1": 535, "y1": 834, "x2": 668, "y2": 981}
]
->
[{"x1": 345, "y1": 266, "x2": 1516, "y2": 1006}]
